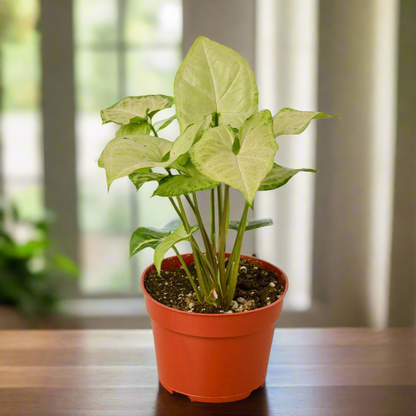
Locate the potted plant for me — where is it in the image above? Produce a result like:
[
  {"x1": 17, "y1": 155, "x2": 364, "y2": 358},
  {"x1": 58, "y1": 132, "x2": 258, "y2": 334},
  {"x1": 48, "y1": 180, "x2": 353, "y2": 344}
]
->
[
  {"x1": 0, "y1": 200, "x2": 78, "y2": 326},
  {"x1": 98, "y1": 36, "x2": 337, "y2": 403}
]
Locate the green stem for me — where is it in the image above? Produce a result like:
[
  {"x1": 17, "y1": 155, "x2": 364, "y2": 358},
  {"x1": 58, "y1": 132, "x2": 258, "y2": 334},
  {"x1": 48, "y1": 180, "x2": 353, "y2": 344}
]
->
[
  {"x1": 212, "y1": 112, "x2": 219, "y2": 127},
  {"x1": 170, "y1": 195, "x2": 216, "y2": 299},
  {"x1": 176, "y1": 196, "x2": 210, "y2": 297},
  {"x1": 184, "y1": 194, "x2": 195, "y2": 210},
  {"x1": 190, "y1": 240, "x2": 220, "y2": 296},
  {"x1": 172, "y1": 246, "x2": 203, "y2": 302},
  {"x1": 210, "y1": 188, "x2": 216, "y2": 254},
  {"x1": 149, "y1": 121, "x2": 158, "y2": 137},
  {"x1": 225, "y1": 202, "x2": 249, "y2": 308},
  {"x1": 218, "y1": 185, "x2": 230, "y2": 295},
  {"x1": 161, "y1": 142, "x2": 213, "y2": 301},
  {"x1": 183, "y1": 196, "x2": 213, "y2": 270},
  {"x1": 168, "y1": 197, "x2": 182, "y2": 219},
  {"x1": 176, "y1": 197, "x2": 189, "y2": 231},
  {"x1": 192, "y1": 193, "x2": 217, "y2": 273},
  {"x1": 193, "y1": 250, "x2": 210, "y2": 297},
  {"x1": 217, "y1": 185, "x2": 223, "y2": 253}
]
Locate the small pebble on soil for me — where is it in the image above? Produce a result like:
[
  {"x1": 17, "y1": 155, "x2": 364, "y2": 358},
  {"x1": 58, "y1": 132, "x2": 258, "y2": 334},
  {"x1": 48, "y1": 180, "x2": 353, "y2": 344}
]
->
[{"x1": 145, "y1": 259, "x2": 285, "y2": 314}]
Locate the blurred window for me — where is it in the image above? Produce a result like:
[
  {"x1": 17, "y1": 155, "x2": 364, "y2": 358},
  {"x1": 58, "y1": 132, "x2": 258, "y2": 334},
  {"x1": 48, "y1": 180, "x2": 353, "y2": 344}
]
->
[
  {"x1": 74, "y1": 0, "x2": 182, "y2": 295},
  {"x1": 0, "y1": 0, "x2": 43, "y2": 219}
]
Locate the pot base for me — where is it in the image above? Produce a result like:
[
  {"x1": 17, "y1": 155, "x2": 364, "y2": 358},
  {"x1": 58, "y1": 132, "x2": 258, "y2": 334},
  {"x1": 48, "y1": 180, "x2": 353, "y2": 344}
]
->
[{"x1": 160, "y1": 380, "x2": 265, "y2": 403}]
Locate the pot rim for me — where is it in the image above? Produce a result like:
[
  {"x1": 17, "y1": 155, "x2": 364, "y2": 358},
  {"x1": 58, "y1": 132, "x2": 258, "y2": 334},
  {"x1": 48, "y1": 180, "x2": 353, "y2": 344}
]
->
[{"x1": 140, "y1": 252, "x2": 289, "y2": 318}]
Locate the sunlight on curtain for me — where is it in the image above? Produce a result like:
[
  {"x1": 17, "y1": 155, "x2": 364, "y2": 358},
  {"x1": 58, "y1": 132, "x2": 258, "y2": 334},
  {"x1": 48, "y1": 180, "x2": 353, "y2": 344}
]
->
[
  {"x1": 255, "y1": 0, "x2": 318, "y2": 310},
  {"x1": 366, "y1": 0, "x2": 399, "y2": 328}
]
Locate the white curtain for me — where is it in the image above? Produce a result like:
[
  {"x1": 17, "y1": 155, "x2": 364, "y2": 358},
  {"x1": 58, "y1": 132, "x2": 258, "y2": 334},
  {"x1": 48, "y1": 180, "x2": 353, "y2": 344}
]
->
[
  {"x1": 182, "y1": 0, "x2": 416, "y2": 328},
  {"x1": 255, "y1": 0, "x2": 416, "y2": 328},
  {"x1": 255, "y1": 0, "x2": 319, "y2": 311}
]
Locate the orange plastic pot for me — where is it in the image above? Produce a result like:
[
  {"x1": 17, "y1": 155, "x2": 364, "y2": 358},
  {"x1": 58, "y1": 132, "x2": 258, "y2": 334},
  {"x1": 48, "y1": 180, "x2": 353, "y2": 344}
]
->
[{"x1": 141, "y1": 252, "x2": 289, "y2": 403}]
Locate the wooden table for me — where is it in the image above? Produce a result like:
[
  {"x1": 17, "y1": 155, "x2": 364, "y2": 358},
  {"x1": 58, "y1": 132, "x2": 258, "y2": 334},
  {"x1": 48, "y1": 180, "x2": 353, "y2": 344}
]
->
[{"x1": 0, "y1": 329, "x2": 415, "y2": 415}]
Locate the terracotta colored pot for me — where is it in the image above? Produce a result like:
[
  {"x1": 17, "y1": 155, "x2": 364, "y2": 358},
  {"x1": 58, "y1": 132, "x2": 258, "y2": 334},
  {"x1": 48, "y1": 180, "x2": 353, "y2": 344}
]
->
[{"x1": 141, "y1": 252, "x2": 289, "y2": 403}]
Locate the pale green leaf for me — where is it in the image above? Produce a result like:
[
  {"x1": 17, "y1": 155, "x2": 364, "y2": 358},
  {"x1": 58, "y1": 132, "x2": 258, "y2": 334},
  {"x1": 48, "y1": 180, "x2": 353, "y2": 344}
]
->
[
  {"x1": 100, "y1": 116, "x2": 213, "y2": 189},
  {"x1": 152, "y1": 172, "x2": 219, "y2": 197},
  {"x1": 190, "y1": 110, "x2": 278, "y2": 206},
  {"x1": 229, "y1": 218, "x2": 273, "y2": 231},
  {"x1": 115, "y1": 122, "x2": 151, "y2": 137},
  {"x1": 154, "y1": 114, "x2": 177, "y2": 132},
  {"x1": 129, "y1": 169, "x2": 168, "y2": 191},
  {"x1": 129, "y1": 218, "x2": 182, "y2": 259},
  {"x1": 168, "y1": 158, "x2": 198, "y2": 177},
  {"x1": 174, "y1": 36, "x2": 258, "y2": 132},
  {"x1": 273, "y1": 108, "x2": 340, "y2": 137},
  {"x1": 259, "y1": 163, "x2": 317, "y2": 191},
  {"x1": 154, "y1": 224, "x2": 199, "y2": 274},
  {"x1": 173, "y1": 153, "x2": 190, "y2": 170},
  {"x1": 169, "y1": 117, "x2": 209, "y2": 162},
  {"x1": 98, "y1": 135, "x2": 172, "y2": 188},
  {"x1": 101, "y1": 95, "x2": 174, "y2": 125},
  {"x1": 130, "y1": 228, "x2": 168, "y2": 259}
]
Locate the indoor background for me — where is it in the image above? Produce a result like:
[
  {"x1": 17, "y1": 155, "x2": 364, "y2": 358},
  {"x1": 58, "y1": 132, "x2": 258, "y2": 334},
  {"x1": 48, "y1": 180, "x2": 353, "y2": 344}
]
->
[{"x1": 0, "y1": 0, "x2": 414, "y2": 329}]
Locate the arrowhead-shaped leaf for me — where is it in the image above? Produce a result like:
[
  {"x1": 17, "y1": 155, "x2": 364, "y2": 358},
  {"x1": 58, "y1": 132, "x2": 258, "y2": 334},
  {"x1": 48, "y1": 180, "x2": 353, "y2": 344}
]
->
[
  {"x1": 169, "y1": 117, "x2": 210, "y2": 162},
  {"x1": 190, "y1": 110, "x2": 278, "y2": 206},
  {"x1": 259, "y1": 164, "x2": 317, "y2": 191},
  {"x1": 154, "y1": 223, "x2": 199, "y2": 274},
  {"x1": 156, "y1": 118, "x2": 211, "y2": 167},
  {"x1": 174, "y1": 36, "x2": 258, "y2": 132},
  {"x1": 130, "y1": 229, "x2": 168, "y2": 259},
  {"x1": 129, "y1": 169, "x2": 168, "y2": 191},
  {"x1": 273, "y1": 108, "x2": 340, "y2": 137},
  {"x1": 101, "y1": 95, "x2": 174, "y2": 125},
  {"x1": 153, "y1": 171, "x2": 219, "y2": 197},
  {"x1": 129, "y1": 218, "x2": 181, "y2": 259},
  {"x1": 229, "y1": 218, "x2": 273, "y2": 231},
  {"x1": 99, "y1": 117, "x2": 210, "y2": 189},
  {"x1": 115, "y1": 122, "x2": 151, "y2": 137},
  {"x1": 130, "y1": 219, "x2": 181, "y2": 259},
  {"x1": 98, "y1": 135, "x2": 172, "y2": 188},
  {"x1": 154, "y1": 114, "x2": 177, "y2": 132}
]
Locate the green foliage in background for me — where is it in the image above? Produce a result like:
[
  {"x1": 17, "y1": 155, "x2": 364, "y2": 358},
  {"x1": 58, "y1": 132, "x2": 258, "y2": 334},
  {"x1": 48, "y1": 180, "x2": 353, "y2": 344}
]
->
[
  {"x1": 99, "y1": 36, "x2": 339, "y2": 310},
  {"x1": 0, "y1": 0, "x2": 40, "y2": 112},
  {"x1": 0, "y1": 200, "x2": 78, "y2": 316}
]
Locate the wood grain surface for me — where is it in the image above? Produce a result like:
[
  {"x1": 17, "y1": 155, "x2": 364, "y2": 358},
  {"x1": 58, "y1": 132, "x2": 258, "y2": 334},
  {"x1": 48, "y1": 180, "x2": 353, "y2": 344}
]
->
[{"x1": 0, "y1": 329, "x2": 415, "y2": 415}]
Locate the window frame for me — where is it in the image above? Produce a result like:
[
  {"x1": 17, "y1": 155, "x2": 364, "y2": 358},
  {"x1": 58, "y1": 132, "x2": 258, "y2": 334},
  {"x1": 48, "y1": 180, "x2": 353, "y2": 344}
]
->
[
  {"x1": 40, "y1": 0, "x2": 182, "y2": 300},
  {"x1": 38, "y1": 0, "x2": 414, "y2": 329}
]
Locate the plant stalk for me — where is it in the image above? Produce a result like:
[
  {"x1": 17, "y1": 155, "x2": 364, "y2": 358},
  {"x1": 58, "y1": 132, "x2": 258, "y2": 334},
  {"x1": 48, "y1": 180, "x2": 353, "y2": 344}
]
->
[
  {"x1": 149, "y1": 119, "x2": 158, "y2": 137},
  {"x1": 172, "y1": 193, "x2": 217, "y2": 298},
  {"x1": 192, "y1": 193, "x2": 217, "y2": 274},
  {"x1": 218, "y1": 185, "x2": 230, "y2": 294},
  {"x1": 176, "y1": 196, "x2": 210, "y2": 297},
  {"x1": 182, "y1": 193, "x2": 219, "y2": 295},
  {"x1": 190, "y1": 239, "x2": 221, "y2": 298},
  {"x1": 225, "y1": 202, "x2": 249, "y2": 308},
  {"x1": 168, "y1": 197, "x2": 182, "y2": 220},
  {"x1": 210, "y1": 189, "x2": 216, "y2": 254},
  {"x1": 172, "y1": 246, "x2": 203, "y2": 302}
]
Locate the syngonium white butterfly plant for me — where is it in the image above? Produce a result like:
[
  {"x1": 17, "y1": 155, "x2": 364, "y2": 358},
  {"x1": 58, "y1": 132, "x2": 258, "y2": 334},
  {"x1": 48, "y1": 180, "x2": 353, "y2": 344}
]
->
[{"x1": 98, "y1": 36, "x2": 338, "y2": 310}]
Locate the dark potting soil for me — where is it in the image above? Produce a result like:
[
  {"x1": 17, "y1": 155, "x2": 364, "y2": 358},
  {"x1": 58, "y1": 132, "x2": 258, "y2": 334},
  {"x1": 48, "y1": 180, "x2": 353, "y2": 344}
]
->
[{"x1": 144, "y1": 259, "x2": 285, "y2": 314}]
